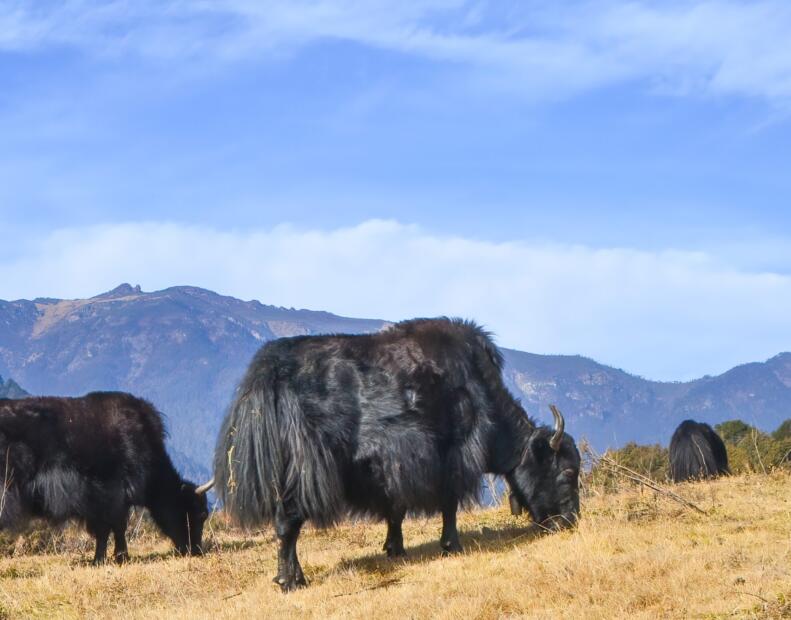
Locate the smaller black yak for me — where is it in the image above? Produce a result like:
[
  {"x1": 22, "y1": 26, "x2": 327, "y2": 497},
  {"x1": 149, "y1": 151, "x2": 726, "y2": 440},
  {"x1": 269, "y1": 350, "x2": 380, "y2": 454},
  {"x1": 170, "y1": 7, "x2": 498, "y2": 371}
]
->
[
  {"x1": 0, "y1": 392, "x2": 213, "y2": 564},
  {"x1": 215, "y1": 317, "x2": 581, "y2": 591},
  {"x1": 669, "y1": 420, "x2": 730, "y2": 482}
]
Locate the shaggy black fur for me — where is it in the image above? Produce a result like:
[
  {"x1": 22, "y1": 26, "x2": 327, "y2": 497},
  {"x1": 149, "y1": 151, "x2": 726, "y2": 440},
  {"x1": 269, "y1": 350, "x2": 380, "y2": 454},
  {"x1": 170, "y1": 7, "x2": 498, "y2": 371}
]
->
[
  {"x1": 215, "y1": 317, "x2": 581, "y2": 591},
  {"x1": 669, "y1": 420, "x2": 730, "y2": 482},
  {"x1": 0, "y1": 392, "x2": 209, "y2": 564}
]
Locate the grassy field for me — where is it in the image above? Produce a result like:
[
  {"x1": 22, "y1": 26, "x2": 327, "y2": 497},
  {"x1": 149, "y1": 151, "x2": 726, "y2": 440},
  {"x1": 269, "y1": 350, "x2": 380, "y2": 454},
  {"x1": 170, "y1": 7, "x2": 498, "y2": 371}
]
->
[{"x1": 1, "y1": 472, "x2": 790, "y2": 619}]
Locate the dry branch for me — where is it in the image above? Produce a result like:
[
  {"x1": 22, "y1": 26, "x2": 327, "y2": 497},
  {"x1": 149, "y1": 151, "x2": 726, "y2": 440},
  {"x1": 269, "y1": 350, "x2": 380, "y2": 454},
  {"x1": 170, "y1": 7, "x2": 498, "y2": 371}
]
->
[
  {"x1": 0, "y1": 448, "x2": 11, "y2": 521},
  {"x1": 584, "y1": 445, "x2": 708, "y2": 515},
  {"x1": 486, "y1": 474, "x2": 502, "y2": 507},
  {"x1": 332, "y1": 578, "x2": 404, "y2": 598}
]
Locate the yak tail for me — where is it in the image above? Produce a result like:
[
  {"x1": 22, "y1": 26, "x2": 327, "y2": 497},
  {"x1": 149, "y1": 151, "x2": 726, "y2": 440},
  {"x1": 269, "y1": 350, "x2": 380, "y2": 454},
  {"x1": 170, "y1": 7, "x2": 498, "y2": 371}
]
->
[
  {"x1": 670, "y1": 436, "x2": 716, "y2": 481},
  {"x1": 214, "y1": 376, "x2": 344, "y2": 528}
]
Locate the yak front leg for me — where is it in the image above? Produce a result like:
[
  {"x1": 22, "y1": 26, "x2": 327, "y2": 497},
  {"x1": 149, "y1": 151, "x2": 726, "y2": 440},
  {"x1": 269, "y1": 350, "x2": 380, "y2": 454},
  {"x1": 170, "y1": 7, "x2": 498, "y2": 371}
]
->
[
  {"x1": 440, "y1": 496, "x2": 462, "y2": 554},
  {"x1": 383, "y1": 507, "x2": 407, "y2": 558},
  {"x1": 273, "y1": 502, "x2": 306, "y2": 592}
]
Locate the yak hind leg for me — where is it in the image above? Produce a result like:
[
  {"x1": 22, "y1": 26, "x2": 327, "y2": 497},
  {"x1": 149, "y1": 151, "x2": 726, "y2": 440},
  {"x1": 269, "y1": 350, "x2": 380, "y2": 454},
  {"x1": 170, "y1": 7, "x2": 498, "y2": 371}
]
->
[
  {"x1": 440, "y1": 497, "x2": 463, "y2": 554},
  {"x1": 87, "y1": 520, "x2": 111, "y2": 565},
  {"x1": 382, "y1": 507, "x2": 407, "y2": 558},
  {"x1": 273, "y1": 502, "x2": 307, "y2": 592},
  {"x1": 112, "y1": 511, "x2": 130, "y2": 565}
]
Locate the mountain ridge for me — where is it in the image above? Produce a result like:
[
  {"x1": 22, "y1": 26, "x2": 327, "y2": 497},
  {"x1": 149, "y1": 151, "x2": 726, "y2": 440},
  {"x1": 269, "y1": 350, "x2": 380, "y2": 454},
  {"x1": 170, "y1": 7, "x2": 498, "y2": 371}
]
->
[
  {"x1": 500, "y1": 348, "x2": 791, "y2": 450},
  {"x1": 0, "y1": 284, "x2": 387, "y2": 479},
  {"x1": 1, "y1": 284, "x2": 789, "y2": 478}
]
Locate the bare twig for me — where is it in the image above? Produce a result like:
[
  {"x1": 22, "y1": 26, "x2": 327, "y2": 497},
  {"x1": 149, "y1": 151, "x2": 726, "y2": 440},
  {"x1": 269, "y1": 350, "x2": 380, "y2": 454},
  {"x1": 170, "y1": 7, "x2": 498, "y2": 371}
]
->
[
  {"x1": 691, "y1": 436, "x2": 708, "y2": 478},
  {"x1": 130, "y1": 509, "x2": 146, "y2": 540},
  {"x1": 750, "y1": 428, "x2": 767, "y2": 475},
  {"x1": 0, "y1": 448, "x2": 11, "y2": 520},
  {"x1": 585, "y1": 446, "x2": 708, "y2": 515},
  {"x1": 332, "y1": 578, "x2": 405, "y2": 597},
  {"x1": 733, "y1": 590, "x2": 772, "y2": 605},
  {"x1": 486, "y1": 474, "x2": 501, "y2": 507},
  {"x1": 205, "y1": 501, "x2": 220, "y2": 543}
]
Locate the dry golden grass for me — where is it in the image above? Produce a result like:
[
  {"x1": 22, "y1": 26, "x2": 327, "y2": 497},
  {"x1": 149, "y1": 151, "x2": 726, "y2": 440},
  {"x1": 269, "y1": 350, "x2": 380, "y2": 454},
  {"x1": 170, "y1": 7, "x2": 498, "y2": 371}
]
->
[{"x1": 1, "y1": 472, "x2": 790, "y2": 619}]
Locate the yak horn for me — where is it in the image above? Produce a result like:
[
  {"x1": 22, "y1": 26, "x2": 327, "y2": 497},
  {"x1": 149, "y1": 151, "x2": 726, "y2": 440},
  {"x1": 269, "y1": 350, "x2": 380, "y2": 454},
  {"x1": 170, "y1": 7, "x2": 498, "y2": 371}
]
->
[
  {"x1": 548, "y1": 405, "x2": 565, "y2": 452},
  {"x1": 195, "y1": 478, "x2": 215, "y2": 495}
]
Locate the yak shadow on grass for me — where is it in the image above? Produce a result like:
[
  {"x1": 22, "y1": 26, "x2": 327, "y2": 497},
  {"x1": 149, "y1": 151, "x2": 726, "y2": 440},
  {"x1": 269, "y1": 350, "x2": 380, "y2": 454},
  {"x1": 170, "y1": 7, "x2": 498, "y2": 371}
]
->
[
  {"x1": 69, "y1": 549, "x2": 174, "y2": 568},
  {"x1": 20, "y1": 534, "x2": 266, "y2": 569},
  {"x1": 67, "y1": 540, "x2": 250, "y2": 568},
  {"x1": 120, "y1": 535, "x2": 267, "y2": 564},
  {"x1": 338, "y1": 523, "x2": 545, "y2": 576},
  {"x1": 205, "y1": 537, "x2": 266, "y2": 554}
]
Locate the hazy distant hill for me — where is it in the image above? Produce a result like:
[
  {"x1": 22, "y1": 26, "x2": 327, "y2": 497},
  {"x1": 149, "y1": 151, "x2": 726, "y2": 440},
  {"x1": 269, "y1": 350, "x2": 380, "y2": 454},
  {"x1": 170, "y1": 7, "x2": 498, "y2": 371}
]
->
[
  {"x1": 1, "y1": 284, "x2": 788, "y2": 478},
  {"x1": 0, "y1": 374, "x2": 28, "y2": 399},
  {"x1": 501, "y1": 349, "x2": 791, "y2": 449}
]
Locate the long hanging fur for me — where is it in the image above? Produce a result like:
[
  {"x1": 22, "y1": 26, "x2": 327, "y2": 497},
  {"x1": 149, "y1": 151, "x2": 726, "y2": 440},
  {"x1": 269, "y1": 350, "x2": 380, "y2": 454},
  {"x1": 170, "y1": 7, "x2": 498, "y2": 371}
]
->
[
  {"x1": 669, "y1": 420, "x2": 730, "y2": 482},
  {"x1": 214, "y1": 318, "x2": 529, "y2": 528},
  {"x1": 215, "y1": 372, "x2": 346, "y2": 528},
  {"x1": 0, "y1": 392, "x2": 209, "y2": 558}
]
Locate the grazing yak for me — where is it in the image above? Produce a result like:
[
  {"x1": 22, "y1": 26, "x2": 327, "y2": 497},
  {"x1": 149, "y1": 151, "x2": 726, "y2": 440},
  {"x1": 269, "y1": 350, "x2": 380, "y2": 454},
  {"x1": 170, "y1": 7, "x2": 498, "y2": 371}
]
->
[
  {"x1": 669, "y1": 420, "x2": 730, "y2": 482},
  {"x1": 0, "y1": 392, "x2": 212, "y2": 564},
  {"x1": 215, "y1": 318, "x2": 581, "y2": 591}
]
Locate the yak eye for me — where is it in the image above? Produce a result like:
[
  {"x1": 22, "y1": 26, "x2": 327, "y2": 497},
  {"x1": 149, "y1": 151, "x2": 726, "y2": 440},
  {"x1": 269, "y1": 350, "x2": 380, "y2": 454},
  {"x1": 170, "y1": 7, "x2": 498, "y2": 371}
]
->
[{"x1": 562, "y1": 468, "x2": 576, "y2": 479}]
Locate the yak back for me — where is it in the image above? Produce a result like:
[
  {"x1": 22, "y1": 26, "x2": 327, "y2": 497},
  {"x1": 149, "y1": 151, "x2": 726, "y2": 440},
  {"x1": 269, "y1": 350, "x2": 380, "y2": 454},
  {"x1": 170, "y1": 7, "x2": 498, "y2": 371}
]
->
[
  {"x1": 0, "y1": 392, "x2": 173, "y2": 522},
  {"x1": 216, "y1": 317, "x2": 530, "y2": 528}
]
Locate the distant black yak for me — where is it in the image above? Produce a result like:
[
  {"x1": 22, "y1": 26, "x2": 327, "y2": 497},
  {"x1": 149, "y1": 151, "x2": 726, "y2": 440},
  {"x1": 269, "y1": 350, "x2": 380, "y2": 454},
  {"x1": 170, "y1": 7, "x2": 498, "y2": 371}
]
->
[
  {"x1": 669, "y1": 420, "x2": 730, "y2": 482},
  {"x1": 0, "y1": 392, "x2": 213, "y2": 564},
  {"x1": 214, "y1": 318, "x2": 581, "y2": 591}
]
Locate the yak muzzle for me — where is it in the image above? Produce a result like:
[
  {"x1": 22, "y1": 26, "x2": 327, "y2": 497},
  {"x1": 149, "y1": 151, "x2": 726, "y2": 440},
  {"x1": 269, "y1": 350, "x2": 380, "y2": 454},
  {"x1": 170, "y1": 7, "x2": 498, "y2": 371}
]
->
[
  {"x1": 542, "y1": 512, "x2": 578, "y2": 532},
  {"x1": 176, "y1": 544, "x2": 205, "y2": 557}
]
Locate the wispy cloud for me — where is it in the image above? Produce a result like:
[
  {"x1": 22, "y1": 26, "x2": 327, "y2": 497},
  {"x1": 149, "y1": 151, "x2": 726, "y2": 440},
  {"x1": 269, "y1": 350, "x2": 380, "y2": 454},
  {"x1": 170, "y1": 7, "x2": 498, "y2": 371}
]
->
[
  {"x1": 2, "y1": 1, "x2": 791, "y2": 102},
  {"x1": 2, "y1": 219, "x2": 791, "y2": 381}
]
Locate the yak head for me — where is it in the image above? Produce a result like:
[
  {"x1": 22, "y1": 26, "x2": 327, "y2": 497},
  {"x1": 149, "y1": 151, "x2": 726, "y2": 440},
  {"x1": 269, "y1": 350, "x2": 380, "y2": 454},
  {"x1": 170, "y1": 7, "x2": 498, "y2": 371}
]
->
[
  {"x1": 506, "y1": 406, "x2": 580, "y2": 531},
  {"x1": 161, "y1": 479, "x2": 213, "y2": 556}
]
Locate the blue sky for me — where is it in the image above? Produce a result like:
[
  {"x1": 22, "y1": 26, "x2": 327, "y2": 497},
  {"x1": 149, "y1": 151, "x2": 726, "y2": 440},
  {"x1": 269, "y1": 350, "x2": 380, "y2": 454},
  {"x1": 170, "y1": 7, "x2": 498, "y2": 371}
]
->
[{"x1": 2, "y1": 1, "x2": 791, "y2": 380}]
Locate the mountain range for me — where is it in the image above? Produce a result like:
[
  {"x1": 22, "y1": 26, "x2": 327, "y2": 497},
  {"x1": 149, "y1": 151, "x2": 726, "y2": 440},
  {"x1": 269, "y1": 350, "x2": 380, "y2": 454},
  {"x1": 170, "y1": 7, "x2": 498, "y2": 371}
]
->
[{"x1": 1, "y1": 284, "x2": 789, "y2": 479}]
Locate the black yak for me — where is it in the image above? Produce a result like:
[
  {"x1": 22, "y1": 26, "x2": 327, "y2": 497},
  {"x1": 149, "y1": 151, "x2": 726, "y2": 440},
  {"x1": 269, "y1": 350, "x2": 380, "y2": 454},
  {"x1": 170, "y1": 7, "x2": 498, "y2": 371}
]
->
[
  {"x1": 0, "y1": 392, "x2": 212, "y2": 564},
  {"x1": 214, "y1": 318, "x2": 581, "y2": 591},
  {"x1": 669, "y1": 420, "x2": 730, "y2": 482}
]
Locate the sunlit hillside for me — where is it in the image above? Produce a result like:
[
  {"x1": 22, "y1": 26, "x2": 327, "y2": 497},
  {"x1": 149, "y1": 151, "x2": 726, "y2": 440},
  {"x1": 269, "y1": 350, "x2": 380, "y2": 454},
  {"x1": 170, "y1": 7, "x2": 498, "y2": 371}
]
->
[{"x1": 2, "y1": 472, "x2": 790, "y2": 619}]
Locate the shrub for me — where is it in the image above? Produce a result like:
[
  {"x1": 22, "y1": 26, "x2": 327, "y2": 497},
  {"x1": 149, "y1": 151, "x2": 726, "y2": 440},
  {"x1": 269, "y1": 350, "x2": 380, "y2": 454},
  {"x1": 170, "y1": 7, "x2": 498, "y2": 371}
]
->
[
  {"x1": 585, "y1": 417, "x2": 791, "y2": 491},
  {"x1": 715, "y1": 420, "x2": 791, "y2": 474},
  {"x1": 772, "y1": 418, "x2": 791, "y2": 441},
  {"x1": 586, "y1": 442, "x2": 669, "y2": 493}
]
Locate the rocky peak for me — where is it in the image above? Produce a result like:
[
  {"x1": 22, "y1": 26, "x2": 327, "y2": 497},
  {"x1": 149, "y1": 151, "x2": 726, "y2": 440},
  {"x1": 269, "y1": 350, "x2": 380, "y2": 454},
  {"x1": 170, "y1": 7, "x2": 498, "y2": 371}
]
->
[
  {"x1": 95, "y1": 283, "x2": 143, "y2": 299},
  {"x1": 0, "y1": 375, "x2": 29, "y2": 399}
]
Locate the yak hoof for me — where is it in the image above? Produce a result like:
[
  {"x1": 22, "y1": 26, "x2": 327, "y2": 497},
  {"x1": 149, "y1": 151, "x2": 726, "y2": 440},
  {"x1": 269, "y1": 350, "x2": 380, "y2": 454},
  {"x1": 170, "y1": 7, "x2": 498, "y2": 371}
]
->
[
  {"x1": 273, "y1": 574, "x2": 308, "y2": 593},
  {"x1": 114, "y1": 552, "x2": 129, "y2": 565},
  {"x1": 441, "y1": 540, "x2": 463, "y2": 555},
  {"x1": 385, "y1": 546, "x2": 407, "y2": 559}
]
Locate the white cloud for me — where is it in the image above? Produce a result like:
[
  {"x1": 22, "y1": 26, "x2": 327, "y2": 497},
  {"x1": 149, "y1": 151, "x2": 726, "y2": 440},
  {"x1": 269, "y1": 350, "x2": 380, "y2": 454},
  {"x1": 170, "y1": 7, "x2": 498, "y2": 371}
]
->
[
  {"x1": 2, "y1": 1, "x2": 791, "y2": 102},
  {"x1": 2, "y1": 219, "x2": 791, "y2": 382}
]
